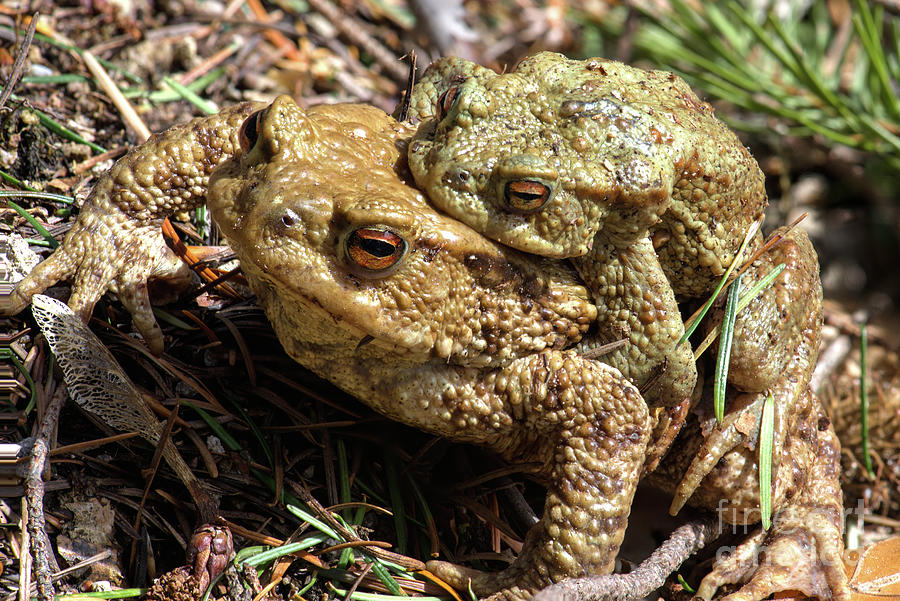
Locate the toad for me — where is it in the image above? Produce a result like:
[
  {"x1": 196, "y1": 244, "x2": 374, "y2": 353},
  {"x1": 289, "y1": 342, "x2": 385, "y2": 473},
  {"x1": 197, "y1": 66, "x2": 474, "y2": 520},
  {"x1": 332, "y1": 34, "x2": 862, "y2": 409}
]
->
[
  {"x1": 2, "y1": 96, "x2": 847, "y2": 601},
  {"x1": 403, "y1": 50, "x2": 829, "y2": 525},
  {"x1": 404, "y1": 53, "x2": 810, "y2": 421}
]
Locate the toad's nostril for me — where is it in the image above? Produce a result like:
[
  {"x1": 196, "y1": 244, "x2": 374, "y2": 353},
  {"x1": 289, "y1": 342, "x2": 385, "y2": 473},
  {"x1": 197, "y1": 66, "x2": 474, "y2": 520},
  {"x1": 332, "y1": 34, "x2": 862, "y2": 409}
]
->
[
  {"x1": 280, "y1": 208, "x2": 299, "y2": 228},
  {"x1": 445, "y1": 167, "x2": 474, "y2": 191}
]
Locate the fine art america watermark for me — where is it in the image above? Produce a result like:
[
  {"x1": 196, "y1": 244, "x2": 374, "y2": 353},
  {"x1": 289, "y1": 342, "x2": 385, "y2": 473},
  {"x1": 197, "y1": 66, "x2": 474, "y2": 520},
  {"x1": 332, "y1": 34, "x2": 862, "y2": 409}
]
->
[{"x1": 711, "y1": 497, "x2": 870, "y2": 568}]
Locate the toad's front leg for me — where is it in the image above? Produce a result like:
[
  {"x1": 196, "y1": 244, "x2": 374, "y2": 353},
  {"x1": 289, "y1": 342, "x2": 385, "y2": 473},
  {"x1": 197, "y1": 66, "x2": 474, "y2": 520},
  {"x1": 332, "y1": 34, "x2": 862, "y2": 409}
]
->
[
  {"x1": 3, "y1": 102, "x2": 263, "y2": 353},
  {"x1": 574, "y1": 236, "x2": 697, "y2": 410},
  {"x1": 425, "y1": 351, "x2": 650, "y2": 601}
]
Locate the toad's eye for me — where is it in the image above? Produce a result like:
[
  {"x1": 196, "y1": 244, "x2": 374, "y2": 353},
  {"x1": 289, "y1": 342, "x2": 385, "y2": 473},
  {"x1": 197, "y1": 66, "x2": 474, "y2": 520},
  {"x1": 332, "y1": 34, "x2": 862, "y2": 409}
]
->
[
  {"x1": 239, "y1": 110, "x2": 263, "y2": 153},
  {"x1": 437, "y1": 85, "x2": 460, "y2": 120},
  {"x1": 504, "y1": 180, "x2": 552, "y2": 213},
  {"x1": 346, "y1": 228, "x2": 407, "y2": 272}
]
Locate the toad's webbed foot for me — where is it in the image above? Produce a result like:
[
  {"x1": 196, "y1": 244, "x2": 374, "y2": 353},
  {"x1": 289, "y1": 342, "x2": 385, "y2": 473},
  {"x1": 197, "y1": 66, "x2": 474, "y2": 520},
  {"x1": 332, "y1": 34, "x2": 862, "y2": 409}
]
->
[
  {"x1": 698, "y1": 524, "x2": 845, "y2": 601},
  {"x1": 696, "y1": 416, "x2": 848, "y2": 601},
  {"x1": 2, "y1": 102, "x2": 262, "y2": 353},
  {"x1": 426, "y1": 561, "x2": 538, "y2": 601},
  {"x1": 6, "y1": 211, "x2": 190, "y2": 354},
  {"x1": 669, "y1": 390, "x2": 776, "y2": 515}
]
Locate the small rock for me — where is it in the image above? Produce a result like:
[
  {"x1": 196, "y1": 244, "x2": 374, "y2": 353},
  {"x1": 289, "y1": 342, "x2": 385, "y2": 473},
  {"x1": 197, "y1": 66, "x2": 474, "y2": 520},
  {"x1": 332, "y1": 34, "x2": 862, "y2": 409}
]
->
[{"x1": 0, "y1": 233, "x2": 41, "y2": 283}]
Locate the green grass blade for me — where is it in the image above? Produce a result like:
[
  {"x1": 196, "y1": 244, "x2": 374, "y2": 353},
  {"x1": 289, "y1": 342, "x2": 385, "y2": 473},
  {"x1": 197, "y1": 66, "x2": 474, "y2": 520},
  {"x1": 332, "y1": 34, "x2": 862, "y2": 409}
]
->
[
  {"x1": 286, "y1": 503, "x2": 341, "y2": 539},
  {"x1": 32, "y1": 107, "x2": 107, "y2": 153},
  {"x1": 4, "y1": 200, "x2": 58, "y2": 248},
  {"x1": 0, "y1": 349, "x2": 37, "y2": 412},
  {"x1": 221, "y1": 389, "x2": 275, "y2": 468},
  {"x1": 853, "y1": 0, "x2": 900, "y2": 121},
  {"x1": 239, "y1": 536, "x2": 330, "y2": 567},
  {"x1": 195, "y1": 204, "x2": 209, "y2": 239},
  {"x1": 21, "y1": 74, "x2": 89, "y2": 85},
  {"x1": 23, "y1": 238, "x2": 54, "y2": 247},
  {"x1": 133, "y1": 66, "x2": 227, "y2": 103},
  {"x1": 0, "y1": 189, "x2": 75, "y2": 205},
  {"x1": 734, "y1": 263, "x2": 786, "y2": 314},
  {"x1": 182, "y1": 400, "x2": 241, "y2": 450},
  {"x1": 297, "y1": 574, "x2": 318, "y2": 596},
  {"x1": 405, "y1": 470, "x2": 438, "y2": 557},
  {"x1": 327, "y1": 585, "x2": 441, "y2": 601},
  {"x1": 368, "y1": 560, "x2": 404, "y2": 596},
  {"x1": 860, "y1": 323, "x2": 874, "y2": 478},
  {"x1": 0, "y1": 170, "x2": 39, "y2": 192},
  {"x1": 337, "y1": 439, "x2": 353, "y2": 510},
  {"x1": 0, "y1": 26, "x2": 143, "y2": 84},
  {"x1": 667, "y1": 0, "x2": 749, "y2": 72},
  {"x1": 854, "y1": 108, "x2": 900, "y2": 155},
  {"x1": 384, "y1": 449, "x2": 408, "y2": 554},
  {"x1": 624, "y1": 1, "x2": 900, "y2": 165},
  {"x1": 151, "y1": 307, "x2": 197, "y2": 330},
  {"x1": 635, "y1": 26, "x2": 764, "y2": 92},
  {"x1": 764, "y1": 12, "x2": 861, "y2": 130},
  {"x1": 252, "y1": 469, "x2": 304, "y2": 507},
  {"x1": 727, "y1": 3, "x2": 803, "y2": 83},
  {"x1": 161, "y1": 76, "x2": 218, "y2": 115},
  {"x1": 54, "y1": 590, "x2": 146, "y2": 599},
  {"x1": 891, "y1": 18, "x2": 900, "y2": 81},
  {"x1": 759, "y1": 390, "x2": 775, "y2": 530},
  {"x1": 336, "y1": 439, "x2": 355, "y2": 568},
  {"x1": 714, "y1": 273, "x2": 742, "y2": 424},
  {"x1": 354, "y1": 477, "x2": 390, "y2": 507},
  {"x1": 693, "y1": 263, "x2": 786, "y2": 360},
  {"x1": 233, "y1": 544, "x2": 269, "y2": 563},
  {"x1": 705, "y1": 3, "x2": 752, "y2": 51},
  {"x1": 677, "y1": 574, "x2": 695, "y2": 594},
  {"x1": 679, "y1": 219, "x2": 760, "y2": 345}
]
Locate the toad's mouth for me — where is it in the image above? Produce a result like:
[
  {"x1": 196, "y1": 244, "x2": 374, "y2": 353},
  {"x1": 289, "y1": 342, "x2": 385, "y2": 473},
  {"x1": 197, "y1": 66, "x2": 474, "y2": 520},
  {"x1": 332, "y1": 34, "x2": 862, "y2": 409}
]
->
[{"x1": 242, "y1": 258, "x2": 432, "y2": 359}]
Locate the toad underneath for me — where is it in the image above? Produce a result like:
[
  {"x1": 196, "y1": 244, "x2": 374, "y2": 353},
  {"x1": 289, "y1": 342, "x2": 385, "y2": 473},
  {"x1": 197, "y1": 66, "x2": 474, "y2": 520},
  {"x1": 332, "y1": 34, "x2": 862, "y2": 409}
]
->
[{"x1": 3, "y1": 95, "x2": 847, "y2": 601}]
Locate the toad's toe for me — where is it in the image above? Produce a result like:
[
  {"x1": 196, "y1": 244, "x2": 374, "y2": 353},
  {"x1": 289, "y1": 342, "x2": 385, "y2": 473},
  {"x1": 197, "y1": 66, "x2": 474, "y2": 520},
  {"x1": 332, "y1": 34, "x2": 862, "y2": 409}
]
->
[
  {"x1": 670, "y1": 392, "x2": 767, "y2": 515},
  {"x1": 426, "y1": 560, "x2": 540, "y2": 601},
  {"x1": 697, "y1": 513, "x2": 848, "y2": 601}
]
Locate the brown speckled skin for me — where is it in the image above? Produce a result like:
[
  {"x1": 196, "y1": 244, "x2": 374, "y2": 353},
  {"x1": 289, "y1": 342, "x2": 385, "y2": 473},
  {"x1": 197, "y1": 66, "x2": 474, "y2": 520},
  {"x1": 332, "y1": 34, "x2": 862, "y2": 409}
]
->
[
  {"x1": 405, "y1": 53, "x2": 847, "y2": 600},
  {"x1": 4, "y1": 92, "x2": 847, "y2": 600},
  {"x1": 4, "y1": 102, "x2": 264, "y2": 353},
  {"x1": 208, "y1": 99, "x2": 654, "y2": 599},
  {"x1": 405, "y1": 52, "x2": 774, "y2": 411},
  {"x1": 649, "y1": 227, "x2": 847, "y2": 600},
  {"x1": 6, "y1": 97, "x2": 651, "y2": 600}
]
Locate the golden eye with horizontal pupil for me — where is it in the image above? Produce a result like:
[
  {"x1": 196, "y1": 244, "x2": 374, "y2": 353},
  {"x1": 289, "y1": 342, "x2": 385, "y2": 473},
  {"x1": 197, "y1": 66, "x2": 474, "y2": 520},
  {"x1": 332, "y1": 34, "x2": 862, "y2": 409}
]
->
[
  {"x1": 504, "y1": 180, "x2": 552, "y2": 212},
  {"x1": 238, "y1": 110, "x2": 263, "y2": 153},
  {"x1": 437, "y1": 85, "x2": 460, "y2": 120},
  {"x1": 346, "y1": 228, "x2": 407, "y2": 272}
]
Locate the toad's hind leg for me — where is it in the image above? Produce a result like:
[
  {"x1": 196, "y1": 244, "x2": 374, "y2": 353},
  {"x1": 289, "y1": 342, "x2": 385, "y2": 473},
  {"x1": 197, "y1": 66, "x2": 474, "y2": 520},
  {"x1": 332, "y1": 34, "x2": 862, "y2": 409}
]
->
[
  {"x1": 672, "y1": 225, "x2": 822, "y2": 508},
  {"x1": 696, "y1": 407, "x2": 848, "y2": 601},
  {"x1": 425, "y1": 354, "x2": 650, "y2": 601}
]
